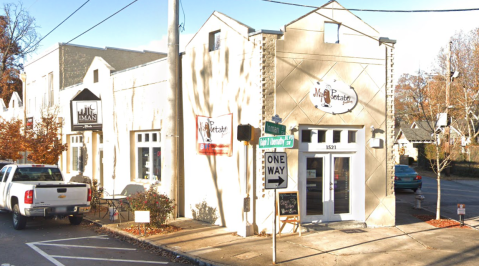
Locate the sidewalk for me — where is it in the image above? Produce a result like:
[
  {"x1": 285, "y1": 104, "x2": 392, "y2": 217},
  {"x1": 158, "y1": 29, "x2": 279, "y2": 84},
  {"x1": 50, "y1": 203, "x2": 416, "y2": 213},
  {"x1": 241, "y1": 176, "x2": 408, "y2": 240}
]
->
[{"x1": 84, "y1": 202, "x2": 479, "y2": 266}]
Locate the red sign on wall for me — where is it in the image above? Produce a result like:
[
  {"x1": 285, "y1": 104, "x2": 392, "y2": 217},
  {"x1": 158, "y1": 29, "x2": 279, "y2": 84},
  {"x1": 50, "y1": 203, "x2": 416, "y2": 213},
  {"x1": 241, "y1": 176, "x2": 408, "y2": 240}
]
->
[{"x1": 196, "y1": 113, "x2": 233, "y2": 156}]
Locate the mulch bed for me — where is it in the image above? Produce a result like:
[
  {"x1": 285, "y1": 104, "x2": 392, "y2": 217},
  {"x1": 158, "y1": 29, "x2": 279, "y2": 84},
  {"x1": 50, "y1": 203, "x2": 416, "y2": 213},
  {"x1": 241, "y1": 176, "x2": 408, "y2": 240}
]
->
[
  {"x1": 122, "y1": 224, "x2": 182, "y2": 237},
  {"x1": 414, "y1": 214, "x2": 471, "y2": 229}
]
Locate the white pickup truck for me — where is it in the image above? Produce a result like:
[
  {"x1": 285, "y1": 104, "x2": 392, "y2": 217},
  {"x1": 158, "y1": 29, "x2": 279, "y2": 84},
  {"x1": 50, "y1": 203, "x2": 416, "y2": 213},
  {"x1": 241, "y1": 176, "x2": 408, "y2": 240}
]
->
[{"x1": 0, "y1": 164, "x2": 91, "y2": 230}]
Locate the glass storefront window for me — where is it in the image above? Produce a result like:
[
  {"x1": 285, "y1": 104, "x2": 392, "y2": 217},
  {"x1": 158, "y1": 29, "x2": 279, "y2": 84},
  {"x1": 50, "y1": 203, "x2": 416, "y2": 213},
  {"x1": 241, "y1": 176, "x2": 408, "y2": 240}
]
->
[
  {"x1": 153, "y1": 148, "x2": 161, "y2": 181},
  {"x1": 138, "y1": 147, "x2": 149, "y2": 180},
  {"x1": 136, "y1": 131, "x2": 161, "y2": 182},
  {"x1": 334, "y1": 157, "x2": 350, "y2": 214},
  {"x1": 70, "y1": 135, "x2": 83, "y2": 173},
  {"x1": 306, "y1": 157, "x2": 323, "y2": 215}
]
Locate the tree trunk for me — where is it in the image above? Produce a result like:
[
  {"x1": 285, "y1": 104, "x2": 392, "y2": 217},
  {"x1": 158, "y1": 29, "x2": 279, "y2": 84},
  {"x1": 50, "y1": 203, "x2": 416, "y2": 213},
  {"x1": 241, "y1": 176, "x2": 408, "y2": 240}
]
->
[{"x1": 436, "y1": 144, "x2": 441, "y2": 220}]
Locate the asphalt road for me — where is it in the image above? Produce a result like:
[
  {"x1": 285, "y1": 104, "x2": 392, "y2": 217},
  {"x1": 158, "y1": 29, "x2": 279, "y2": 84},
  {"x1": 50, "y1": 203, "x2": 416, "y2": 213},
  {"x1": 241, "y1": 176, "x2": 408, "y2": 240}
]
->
[
  {"x1": 0, "y1": 211, "x2": 189, "y2": 266},
  {"x1": 395, "y1": 172, "x2": 479, "y2": 228}
]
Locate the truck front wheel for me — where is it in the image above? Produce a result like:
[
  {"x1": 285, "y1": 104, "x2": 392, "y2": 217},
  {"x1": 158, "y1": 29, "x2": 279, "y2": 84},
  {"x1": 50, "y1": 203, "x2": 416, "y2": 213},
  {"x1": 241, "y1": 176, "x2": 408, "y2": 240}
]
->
[
  {"x1": 13, "y1": 204, "x2": 27, "y2": 230},
  {"x1": 69, "y1": 214, "x2": 83, "y2": 225}
]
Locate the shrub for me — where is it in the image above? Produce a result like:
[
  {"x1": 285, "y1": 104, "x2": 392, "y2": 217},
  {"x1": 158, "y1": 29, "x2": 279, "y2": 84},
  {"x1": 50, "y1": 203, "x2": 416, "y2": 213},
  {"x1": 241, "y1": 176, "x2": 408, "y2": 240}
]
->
[
  {"x1": 90, "y1": 179, "x2": 102, "y2": 210},
  {"x1": 191, "y1": 200, "x2": 218, "y2": 224},
  {"x1": 127, "y1": 187, "x2": 175, "y2": 227}
]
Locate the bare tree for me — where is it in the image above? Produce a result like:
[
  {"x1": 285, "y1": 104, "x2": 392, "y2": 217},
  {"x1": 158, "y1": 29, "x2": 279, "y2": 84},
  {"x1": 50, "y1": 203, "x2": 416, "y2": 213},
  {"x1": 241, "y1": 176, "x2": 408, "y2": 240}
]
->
[
  {"x1": 0, "y1": 2, "x2": 40, "y2": 103},
  {"x1": 396, "y1": 69, "x2": 462, "y2": 220}
]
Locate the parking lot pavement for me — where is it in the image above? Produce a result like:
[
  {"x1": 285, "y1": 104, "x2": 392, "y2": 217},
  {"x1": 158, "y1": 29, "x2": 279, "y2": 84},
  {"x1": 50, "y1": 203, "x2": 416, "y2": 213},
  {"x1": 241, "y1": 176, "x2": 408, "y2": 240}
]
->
[{"x1": 27, "y1": 234, "x2": 187, "y2": 266}]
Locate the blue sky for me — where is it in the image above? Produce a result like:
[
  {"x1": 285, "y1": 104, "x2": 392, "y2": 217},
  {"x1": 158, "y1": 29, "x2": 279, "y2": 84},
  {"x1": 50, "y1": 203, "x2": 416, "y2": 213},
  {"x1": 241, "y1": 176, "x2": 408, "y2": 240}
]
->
[{"x1": 6, "y1": 0, "x2": 479, "y2": 79}]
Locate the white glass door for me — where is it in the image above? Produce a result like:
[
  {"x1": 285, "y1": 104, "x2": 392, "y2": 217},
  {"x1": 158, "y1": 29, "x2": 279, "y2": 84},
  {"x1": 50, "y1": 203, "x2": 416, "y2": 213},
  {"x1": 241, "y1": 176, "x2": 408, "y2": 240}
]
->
[{"x1": 300, "y1": 153, "x2": 355, "y2": 223}]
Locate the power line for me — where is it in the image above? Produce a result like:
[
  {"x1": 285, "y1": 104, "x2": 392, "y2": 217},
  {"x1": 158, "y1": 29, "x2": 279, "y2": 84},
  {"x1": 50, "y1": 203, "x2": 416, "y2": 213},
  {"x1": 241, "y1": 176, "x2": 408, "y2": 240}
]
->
[
  {"x1": 179, "y1": 0, "x2": 186, "y2": 32},
  {"x1": 32, "y1": 0, "x2": 90, "y2": 48},
  {"x1": 26, "y1": 0, "x2": 139, "y2": 67},
  {"x1": 261, "y1": 0, "x2": 479, "y2": 13},
  {"x1": 66, "y1": 0, "x2": 138, "y2": 44}
]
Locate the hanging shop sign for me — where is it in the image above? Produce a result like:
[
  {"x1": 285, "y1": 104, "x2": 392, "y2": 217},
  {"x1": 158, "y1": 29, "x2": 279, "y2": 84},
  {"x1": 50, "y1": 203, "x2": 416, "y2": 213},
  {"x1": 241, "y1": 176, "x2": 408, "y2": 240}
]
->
[
  {"x1": 26, "y1": 117, "x2": 33, "y2": 130},
  {"x1": 309, "y1": 79, "x2": 358, "y2": 114},
  {"x1": 70, "y1": 88, "x2": 103, "y2": 131},
  {"x1": 196, "y1": 113, "x2": 233, "y2": 156}
]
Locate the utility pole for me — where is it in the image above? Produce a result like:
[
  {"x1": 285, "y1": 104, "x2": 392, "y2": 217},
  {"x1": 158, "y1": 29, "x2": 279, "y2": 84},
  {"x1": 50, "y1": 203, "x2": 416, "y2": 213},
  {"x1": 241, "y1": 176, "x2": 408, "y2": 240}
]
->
[
  {"x1": 162, "y1": 0, "x2": 179, "y2": 217},
  {"x1": 20, "y1": 72, "x2": 27, "y2": 164}
]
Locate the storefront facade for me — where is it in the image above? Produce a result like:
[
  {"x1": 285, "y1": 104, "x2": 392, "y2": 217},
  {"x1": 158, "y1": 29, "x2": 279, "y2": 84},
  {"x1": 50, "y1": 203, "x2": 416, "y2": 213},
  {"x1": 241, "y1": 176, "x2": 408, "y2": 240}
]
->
[{"x1": 182, "y1": 1, "x2": 396, "y2": 234}]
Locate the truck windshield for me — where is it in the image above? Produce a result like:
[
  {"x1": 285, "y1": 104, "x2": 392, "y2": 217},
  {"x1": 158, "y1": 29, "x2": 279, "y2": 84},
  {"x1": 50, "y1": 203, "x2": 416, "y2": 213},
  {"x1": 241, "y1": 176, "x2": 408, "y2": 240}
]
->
[{"x1": 12, "y1": 168, "x2": 63, "y2": 182}]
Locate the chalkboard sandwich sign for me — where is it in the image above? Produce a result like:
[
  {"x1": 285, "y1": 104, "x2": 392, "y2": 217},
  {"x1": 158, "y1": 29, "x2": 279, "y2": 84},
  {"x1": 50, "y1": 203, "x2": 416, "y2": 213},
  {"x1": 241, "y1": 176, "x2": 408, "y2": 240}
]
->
[{"x1": 277, "y1": 191, "x2": 301, "y2": 236}]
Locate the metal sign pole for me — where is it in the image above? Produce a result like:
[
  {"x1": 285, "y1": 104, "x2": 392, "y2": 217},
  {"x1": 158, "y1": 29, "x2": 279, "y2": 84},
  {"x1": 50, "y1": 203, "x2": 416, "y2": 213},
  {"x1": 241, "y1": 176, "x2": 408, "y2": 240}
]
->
[{"x1": 273, "y1": 188, "x2": 276, "y2": 264}]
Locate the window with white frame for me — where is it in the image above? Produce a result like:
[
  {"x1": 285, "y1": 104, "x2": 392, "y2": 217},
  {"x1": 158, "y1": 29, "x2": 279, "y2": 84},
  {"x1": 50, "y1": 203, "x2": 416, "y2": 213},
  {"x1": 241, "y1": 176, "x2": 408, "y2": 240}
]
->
[
  {"x1": 136, "y1": 131, "x2": 161, "y2": 181},
  {"x1": 48, "y1": 72, "x2": 54, "y2": 107},
  {"x1": 42, "y1": 75, "x2": 47, "y2": 108},
  {"x1": 70, "y1": 135, "x2": 83, "y2": 172}
]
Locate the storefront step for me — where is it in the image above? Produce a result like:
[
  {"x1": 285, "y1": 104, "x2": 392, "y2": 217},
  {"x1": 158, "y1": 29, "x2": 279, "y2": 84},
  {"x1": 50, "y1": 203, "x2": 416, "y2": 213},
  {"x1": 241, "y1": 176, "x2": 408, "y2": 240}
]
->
[{"x1": 302, "y1": 221, "x2": 367, "y2": 232}]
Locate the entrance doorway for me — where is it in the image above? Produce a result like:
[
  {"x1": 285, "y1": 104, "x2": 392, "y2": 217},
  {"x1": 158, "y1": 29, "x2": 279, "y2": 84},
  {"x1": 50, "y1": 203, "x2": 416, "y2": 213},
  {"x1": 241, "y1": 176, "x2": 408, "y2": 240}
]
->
[
  {"x1": 298, "y1": 126, "x2": 365, "y2": 223},
  {"x1": 300, "y1": 153, "x2": 356, "y2": 222}
]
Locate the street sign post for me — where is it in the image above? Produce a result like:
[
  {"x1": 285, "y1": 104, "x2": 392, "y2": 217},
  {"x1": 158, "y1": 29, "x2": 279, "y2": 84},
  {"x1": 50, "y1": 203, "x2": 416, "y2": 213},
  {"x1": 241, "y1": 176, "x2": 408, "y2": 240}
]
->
[
  {"x1": 259, "y1": 135, "x2": 294, "y2": 149},
  {"x1": 264, "y1": 151, "x2": 288, "y2": 264},
  {"x1": 272, "y1": 114, "x2": 282, "y2": 123},
  {"x1": 265, "y1": 152, "x2": 288, "y2": 189},
  {"x1": 265, "y1": 121, "x2": 286, "y2": 135},
  {"x1": 458, "y1": 204, "x2": 466, "y2": 226}
]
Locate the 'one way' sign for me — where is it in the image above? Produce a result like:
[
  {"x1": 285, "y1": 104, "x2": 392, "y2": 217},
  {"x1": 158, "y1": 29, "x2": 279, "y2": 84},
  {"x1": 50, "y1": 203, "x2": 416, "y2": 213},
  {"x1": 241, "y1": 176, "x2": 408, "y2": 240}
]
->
[{"x1": 265, "y1": 152, "x2": 288, "y2": 189}]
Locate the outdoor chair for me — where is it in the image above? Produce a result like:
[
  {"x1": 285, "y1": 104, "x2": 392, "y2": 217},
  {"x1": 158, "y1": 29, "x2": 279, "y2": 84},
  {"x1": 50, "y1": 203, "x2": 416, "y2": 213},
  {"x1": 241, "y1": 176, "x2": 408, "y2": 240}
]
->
[{"x1": 104, "y1": 184, "x2": 145, "y2": 221}]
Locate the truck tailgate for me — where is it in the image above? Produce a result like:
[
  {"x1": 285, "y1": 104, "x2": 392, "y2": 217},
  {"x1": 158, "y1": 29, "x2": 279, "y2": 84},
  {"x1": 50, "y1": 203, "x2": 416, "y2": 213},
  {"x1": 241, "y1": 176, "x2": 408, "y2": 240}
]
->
[{"x1": 34, "y1": 184, "x2": 88, "y2": 206}]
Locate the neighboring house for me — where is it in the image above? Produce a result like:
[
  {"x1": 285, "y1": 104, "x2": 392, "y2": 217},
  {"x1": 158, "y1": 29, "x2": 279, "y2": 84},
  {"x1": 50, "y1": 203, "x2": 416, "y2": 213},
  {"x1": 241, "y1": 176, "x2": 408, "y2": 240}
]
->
[
  {"x1": 394, "y1": 119, "x2": 470, "y2": 165},
  {"x1": 23, "y1": 43, "x2": 166, "y2": 127},
  {"x1": 0, "y1": 91, "x2": 23, "y2": 121},
  {"x1": 394, "y1": 125, "x2": 434, "y2": 165},
  {"x1": 0, "y1": 91, "x2": 23, "y2": 120},
  {"x1": 57, "y1": 56, "x2": 169, "y2": 195}
]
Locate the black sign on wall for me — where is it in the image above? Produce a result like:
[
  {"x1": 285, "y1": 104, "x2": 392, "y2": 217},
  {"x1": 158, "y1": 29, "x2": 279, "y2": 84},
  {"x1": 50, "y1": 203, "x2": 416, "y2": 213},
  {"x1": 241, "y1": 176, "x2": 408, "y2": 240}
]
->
[{"x1": 70, "y1": 88, "x2": 103, "y2": 131}]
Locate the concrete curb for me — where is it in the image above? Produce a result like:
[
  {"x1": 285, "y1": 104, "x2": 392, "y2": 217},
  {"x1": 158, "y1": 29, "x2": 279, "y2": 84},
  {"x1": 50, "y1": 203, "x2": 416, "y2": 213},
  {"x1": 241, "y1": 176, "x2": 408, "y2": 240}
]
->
[
  {"x1": 83, "y1": 217, "x2": 222, "y2": 266},
  {"x1": 400, "y1": 198, "x2": 477, "y2": 230}
]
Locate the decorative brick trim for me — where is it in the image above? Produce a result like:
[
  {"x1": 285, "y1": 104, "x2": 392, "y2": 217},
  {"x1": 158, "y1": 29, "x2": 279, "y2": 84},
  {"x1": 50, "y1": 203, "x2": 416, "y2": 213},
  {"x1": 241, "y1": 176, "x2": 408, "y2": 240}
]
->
[{"x1": 386, "y1": 46, "x2": 396, "y2": 195}]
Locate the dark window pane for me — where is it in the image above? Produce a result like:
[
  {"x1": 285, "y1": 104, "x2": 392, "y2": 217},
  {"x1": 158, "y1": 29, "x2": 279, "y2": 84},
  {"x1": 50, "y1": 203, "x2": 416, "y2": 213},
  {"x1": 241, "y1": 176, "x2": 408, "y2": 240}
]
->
[
  {"x1": 145, "y1": 134, "x2": 149, "y2": 142},
  {"x1": 318, "y1": 130, "x2": 326, "y2": 143},
  {"x1": 348, "y1": 131, "x2": 356, "y2": 143},
  {"x1": 333, "y1": 131, "x2": 341, "y2": 143},
  {"x1": 138, "y1": 134, "x2": 142, "y2": 142},
  {"x1": 138, "y1": 147, "x2": 149, "y2": 180},
  {"x1": 153, "y1": 148, "x2": 161, "y2": 181},
  {"x1": 334, "y1": 157, "x2": 350, "y2": 214},
  {"x1": 152, "y1": 133, "x2": 157, "y2": 142},
  {"x1": 302, "y1": 130, "x2": 312, "y2": 143},
  {"x1": 306, "y1": 158, "x2": 323, "y2": 215}
]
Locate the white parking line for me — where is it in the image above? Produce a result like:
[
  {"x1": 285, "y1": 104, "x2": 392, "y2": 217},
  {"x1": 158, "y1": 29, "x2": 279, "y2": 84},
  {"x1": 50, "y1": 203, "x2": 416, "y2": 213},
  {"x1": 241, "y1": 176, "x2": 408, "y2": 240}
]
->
[
  {"x1": 35, "y1": 243, "x2": 136, "y2": 250},
  {"x1": 27, "y1": 235, "x2": 168, "y2": 265},
  {"x1": 50, "y1": 256, "x2": 168, "y2": 264},
  {"x1": 26, "y1": 243, "x2": 63, "y2": 266}
]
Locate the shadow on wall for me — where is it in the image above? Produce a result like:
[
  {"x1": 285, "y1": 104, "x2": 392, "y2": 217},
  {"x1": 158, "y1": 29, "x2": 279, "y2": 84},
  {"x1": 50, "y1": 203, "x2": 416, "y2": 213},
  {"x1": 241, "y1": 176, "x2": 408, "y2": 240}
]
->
[{"x1": 191, "y1": 200, "x2": 218, "y2": 224}]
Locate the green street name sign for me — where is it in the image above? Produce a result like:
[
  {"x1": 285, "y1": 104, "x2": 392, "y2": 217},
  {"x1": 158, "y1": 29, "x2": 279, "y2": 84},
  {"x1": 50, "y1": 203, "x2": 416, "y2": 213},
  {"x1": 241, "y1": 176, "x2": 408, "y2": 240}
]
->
[
  {"x1": 265, "y1": 121, "x2": 286, "y2": 135},
  {"x1": 259, "y1": 135, "x2": 294, "y2": 149}
]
